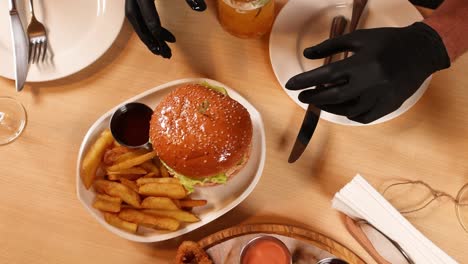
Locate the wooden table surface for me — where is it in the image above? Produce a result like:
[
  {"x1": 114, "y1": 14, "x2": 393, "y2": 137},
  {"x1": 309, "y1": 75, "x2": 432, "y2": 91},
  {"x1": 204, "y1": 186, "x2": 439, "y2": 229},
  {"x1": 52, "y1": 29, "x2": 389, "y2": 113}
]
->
[{"x1": 1, "y1": 1, "x2": 467, "y2": 263}]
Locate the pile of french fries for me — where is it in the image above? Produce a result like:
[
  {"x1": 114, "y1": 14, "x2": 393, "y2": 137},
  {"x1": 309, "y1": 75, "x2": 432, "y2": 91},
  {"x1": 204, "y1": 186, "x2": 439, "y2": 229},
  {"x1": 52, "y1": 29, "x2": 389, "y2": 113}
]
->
[{"x1": 81, "y1": 129, "x2": 207, "y2": 234}]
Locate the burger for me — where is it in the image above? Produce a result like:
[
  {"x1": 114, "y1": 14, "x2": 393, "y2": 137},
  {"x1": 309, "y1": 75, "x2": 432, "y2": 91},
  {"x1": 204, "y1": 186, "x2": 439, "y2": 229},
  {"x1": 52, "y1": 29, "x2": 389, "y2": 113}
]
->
[{"x1": 149, "y1": 83, "x2": 253, "y2": 192}]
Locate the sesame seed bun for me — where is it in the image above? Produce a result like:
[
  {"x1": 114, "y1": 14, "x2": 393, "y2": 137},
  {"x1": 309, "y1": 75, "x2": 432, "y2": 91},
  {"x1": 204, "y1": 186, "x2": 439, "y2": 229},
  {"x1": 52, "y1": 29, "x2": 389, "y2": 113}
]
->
[{"x1": 149, "y1": 84, "x2": 253, "y2": 179}]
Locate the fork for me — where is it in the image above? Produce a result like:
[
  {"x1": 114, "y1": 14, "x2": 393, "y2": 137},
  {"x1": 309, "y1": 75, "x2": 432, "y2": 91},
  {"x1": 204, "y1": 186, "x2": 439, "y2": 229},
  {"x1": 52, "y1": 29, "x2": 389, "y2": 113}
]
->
[{"x1": 27, "y1": 0, "x2": 47, "y2": 63}]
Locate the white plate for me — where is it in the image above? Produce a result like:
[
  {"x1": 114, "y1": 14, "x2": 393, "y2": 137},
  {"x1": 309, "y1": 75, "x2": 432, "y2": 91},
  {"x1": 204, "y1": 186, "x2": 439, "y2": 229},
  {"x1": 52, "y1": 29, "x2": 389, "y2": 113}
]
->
[
  {"x1": 0, "y1": 0, "x2": 125, "y2": 82},
  {"x1": 269, "y1": 0, "x2": 431, "y2": 126},
  {"x1": 76, "y1": 78, "x2": 266, "y2": 242}
]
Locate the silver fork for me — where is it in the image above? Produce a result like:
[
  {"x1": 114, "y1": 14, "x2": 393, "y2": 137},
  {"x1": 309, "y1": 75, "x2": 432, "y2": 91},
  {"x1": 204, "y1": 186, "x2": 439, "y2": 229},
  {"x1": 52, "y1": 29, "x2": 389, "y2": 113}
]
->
[{"x1": 27, "y1": 0, "x2": 47, "y2": 63}]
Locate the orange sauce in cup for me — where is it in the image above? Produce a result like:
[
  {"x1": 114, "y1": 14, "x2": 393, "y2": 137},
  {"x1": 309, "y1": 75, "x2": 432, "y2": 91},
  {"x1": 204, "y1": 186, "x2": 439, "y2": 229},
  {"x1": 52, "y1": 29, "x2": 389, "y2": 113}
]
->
[{"x1": 240, "y1": 236, "x2": 291, "y2": 264}]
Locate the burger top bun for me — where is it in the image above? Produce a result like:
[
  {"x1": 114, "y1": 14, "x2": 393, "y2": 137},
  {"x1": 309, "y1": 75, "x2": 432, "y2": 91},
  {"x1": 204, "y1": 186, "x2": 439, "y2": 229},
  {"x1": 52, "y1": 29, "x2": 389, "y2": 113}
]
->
[{"x1": 150, "y1": 84, "x2": 253, "y2": 178}]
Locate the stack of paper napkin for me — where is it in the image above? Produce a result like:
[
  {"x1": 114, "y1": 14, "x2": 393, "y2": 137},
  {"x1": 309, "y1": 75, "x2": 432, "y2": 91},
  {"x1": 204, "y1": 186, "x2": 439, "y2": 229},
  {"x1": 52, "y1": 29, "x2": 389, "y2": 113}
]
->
[{"x1": 332, "y1": 174, "x2": 457, "y2": 264}]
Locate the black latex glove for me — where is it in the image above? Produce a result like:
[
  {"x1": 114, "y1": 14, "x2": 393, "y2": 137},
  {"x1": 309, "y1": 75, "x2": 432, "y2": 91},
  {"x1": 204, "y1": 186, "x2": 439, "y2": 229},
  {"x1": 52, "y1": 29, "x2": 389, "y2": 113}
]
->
[
  {"x1": 409, "y1": 0, "x2": 444, "y2": 9},
  {"x1": 125, "y1": 0, "x2": 206, "y2": 58},
  {"x1": 286, "y1": 22, "x2": 450, "y2": 124}
]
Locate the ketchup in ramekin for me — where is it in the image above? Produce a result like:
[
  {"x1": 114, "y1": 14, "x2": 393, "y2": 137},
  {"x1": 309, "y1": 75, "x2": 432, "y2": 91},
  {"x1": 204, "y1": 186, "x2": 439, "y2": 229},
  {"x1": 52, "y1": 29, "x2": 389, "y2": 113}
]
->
[{"x1": 240, "y1": 236, "x2": 292, "y2": 264}]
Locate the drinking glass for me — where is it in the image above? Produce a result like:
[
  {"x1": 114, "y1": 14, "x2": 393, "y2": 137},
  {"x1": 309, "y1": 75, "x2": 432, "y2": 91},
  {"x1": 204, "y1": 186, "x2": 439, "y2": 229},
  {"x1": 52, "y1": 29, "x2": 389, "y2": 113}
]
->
[
  {"x1": 217, "y1": 0, "x2": 275, "y2": 38},
  {"x1": 0, "y1": 97, "x2": 27, "y2": 145}
]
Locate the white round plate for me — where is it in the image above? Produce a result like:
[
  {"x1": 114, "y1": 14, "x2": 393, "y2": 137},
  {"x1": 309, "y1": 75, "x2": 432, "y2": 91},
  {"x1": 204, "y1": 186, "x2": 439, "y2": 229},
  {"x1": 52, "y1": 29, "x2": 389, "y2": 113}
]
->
[
  {"x1": 0, "y1": 0, "x2": 125, "y2": 82},
  {"x1": 269, "y1": 0, "x2": 430, "y2": 126},
  {"x1": 76, "y1": 78, "x2": 266, "y2": 242}
]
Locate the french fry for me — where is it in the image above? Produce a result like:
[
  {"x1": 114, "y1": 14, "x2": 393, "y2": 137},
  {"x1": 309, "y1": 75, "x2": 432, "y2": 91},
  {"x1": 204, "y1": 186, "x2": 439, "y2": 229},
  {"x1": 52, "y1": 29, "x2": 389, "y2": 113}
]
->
[
  {"x1": 172, "y1": 199, "x2": 181, "y2": 208},
  {"x1": 142, "y1": 172, "x2": 156, "y2": 178},
  {"x1": 106, "y1": 167, "x2": 147, "y2": 175},
  {"x1": 83, "y1": 129, "x2": 208, "y2": 234},
  {"x1": 136, "y1": 177, "x2": 180, "y2": 186},
  {"x1": 94, "y1": 180, "x2": 141, "y2": 208},
  {"x1": 120, "y1": 204, "x2": 134, "y2": 210},
  {"x1": 93, "y1": 198, "x2": 121, "y2": 213},
  {"x1": 119, "y1": 209, "x2": 180, "y2": 231},
  {"x1": 115, "y1": 149, "x2": 149, "y2": 164},
  {"x1": 120, "y1": 178, "x2": 139, "y2": 193},
  {"x1": 103, "y1": 146, "x2": 131, "y2": 165},
  {"x1": 107, "y1": 174, "x2": 142, "y2": 181},
  {"x1": 179, "y1": 199, "x2": 208, "y2": 208},
  {"x1": 142, "y1": 209, "x2": 200, "y2": 223},
  {"x1": 141, "y1": 197, "x2": 180, "y2": 210},
  {"x1": 107, "y1": 152, "x2": 157, "y2": 172},
  {"x1": 139, "y1": 183, "x2": 186, "y2": 199},
  {"x1": 96, "y1": 194, "x2": 122, "y2": 203},
  {"x1": 81, "y1": 130, "x2": 114, "y2": 189},
  {"x1": 140, "y1": 161, "x2": 160, "y2": 176},
  {"x1": 103, "y1": 212, "x2": 138, "y2": 233},
  {"x1": 107, "y1": 174, "x2": 121, "y2": 181},
  {"x1": 160, "y1": 164, "x2": 169, "y2": 178}
]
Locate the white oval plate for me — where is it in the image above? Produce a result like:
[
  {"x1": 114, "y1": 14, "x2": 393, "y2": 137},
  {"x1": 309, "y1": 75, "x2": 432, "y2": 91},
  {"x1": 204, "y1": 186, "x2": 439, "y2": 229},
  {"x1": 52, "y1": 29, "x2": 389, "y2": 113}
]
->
[
  {"x1": 76, "y1": 78, "x2": 266, "y2": 242},
  {"x1": 0, "y1": 0, "x2": 125, "y2": 82},
  {"x1": 269, "y1": 0, "x2": 430, "y2": 126}
]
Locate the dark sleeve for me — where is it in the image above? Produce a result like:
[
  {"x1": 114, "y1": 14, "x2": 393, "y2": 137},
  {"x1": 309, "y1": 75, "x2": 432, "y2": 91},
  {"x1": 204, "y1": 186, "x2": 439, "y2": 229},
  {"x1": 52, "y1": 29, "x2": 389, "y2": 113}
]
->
[{"x1": 409, "y1": 0, "x2": 444, "y2": 9}]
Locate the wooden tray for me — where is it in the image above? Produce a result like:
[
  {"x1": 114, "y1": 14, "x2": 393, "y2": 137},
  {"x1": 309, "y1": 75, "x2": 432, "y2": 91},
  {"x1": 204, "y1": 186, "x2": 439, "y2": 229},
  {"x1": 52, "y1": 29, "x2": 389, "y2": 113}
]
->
[{"x1": 198, "y1": 224, "x2": 365, "y2": 263}]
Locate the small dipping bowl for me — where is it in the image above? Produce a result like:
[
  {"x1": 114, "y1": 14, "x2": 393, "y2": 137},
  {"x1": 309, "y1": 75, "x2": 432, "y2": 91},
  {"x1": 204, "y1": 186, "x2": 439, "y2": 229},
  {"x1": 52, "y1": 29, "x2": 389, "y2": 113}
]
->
[
  {"x1": 316, "y1": 258, "x2": 349, "y2": 264},
  {"x1": 240, "y1": 235, "x2": 292, "y2": 264},
  {"x1": 110, "y1": 102, "x2": 153, "y2": 150}
]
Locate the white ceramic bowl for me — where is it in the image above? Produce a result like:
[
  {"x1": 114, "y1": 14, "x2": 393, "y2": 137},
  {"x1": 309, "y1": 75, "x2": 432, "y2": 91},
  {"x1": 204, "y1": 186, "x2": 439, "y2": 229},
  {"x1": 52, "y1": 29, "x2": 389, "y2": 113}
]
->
[
  {"x1": 76, "y1": 78, "x2": 266, "y2": 242},
  {"x1": 0, "y1": 0, "x2": 125, "y2": 81},
  {"x1": 269, "y1": 0, "x2": 430, "y2": 125}
]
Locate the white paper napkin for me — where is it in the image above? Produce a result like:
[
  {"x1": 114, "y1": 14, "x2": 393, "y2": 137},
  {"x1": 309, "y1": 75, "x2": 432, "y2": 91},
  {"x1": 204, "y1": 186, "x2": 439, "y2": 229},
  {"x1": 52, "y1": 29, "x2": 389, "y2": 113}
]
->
[{"x1": 332, "y1": 174, "x2": 458, "y2": 264}]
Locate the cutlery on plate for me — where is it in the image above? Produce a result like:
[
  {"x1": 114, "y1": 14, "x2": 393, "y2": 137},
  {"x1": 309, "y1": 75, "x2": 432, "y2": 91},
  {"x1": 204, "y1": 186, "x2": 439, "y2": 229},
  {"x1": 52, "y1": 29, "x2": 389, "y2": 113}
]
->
[
  {"x1": 344, "y1": 0, "x2": 368, "y2": 58},
  {"x1": 185, "y1": 0, "x2": 207, "y2": 11},
  {"x1": 288, "y1": 16, "x2": 348, "y2": 163},
  {"x1": 27, "y1": 0, "x2": 48, "y2": 64},
  {"x1": 8, "y1": 0, "x2": 29, "y2": 92}
]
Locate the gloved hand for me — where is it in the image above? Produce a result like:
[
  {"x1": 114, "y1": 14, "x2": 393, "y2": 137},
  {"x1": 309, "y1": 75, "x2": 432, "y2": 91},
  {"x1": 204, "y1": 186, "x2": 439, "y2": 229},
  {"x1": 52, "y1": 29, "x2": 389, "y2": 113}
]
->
[
  {"x1": 286, "y1": 22, "x2": 450, "y2": 124},
  {"x1": 125, "y1": 0, "x2": 206, "y2": 59}
]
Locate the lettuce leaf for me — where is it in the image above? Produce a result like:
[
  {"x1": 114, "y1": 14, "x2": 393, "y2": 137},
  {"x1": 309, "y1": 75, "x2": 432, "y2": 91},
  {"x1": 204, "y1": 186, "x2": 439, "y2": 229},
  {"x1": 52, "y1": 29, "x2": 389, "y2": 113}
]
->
[
  {"x1": 200, "y1": 81, "x2": 228, "y2": 96},
  {"x1": 160, "y1": 160, "x2": 227, "y2": 193},
  {"x1": 176, "y1": 174, "x2": 227, "y2": 193}
]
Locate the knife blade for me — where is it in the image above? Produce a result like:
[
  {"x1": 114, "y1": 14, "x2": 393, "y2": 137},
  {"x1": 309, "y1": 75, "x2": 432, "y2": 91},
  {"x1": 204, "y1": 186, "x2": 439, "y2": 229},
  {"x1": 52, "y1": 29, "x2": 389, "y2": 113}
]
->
[
  {"x1": 288, "y1": 16, "x2": 348, "y2": 163},
  {"x1": 344, "y1": 0, "x2": 368, "y2": 58},
  {"x1": 9, "y1": 0, "x2": 29, "y2": 92}
]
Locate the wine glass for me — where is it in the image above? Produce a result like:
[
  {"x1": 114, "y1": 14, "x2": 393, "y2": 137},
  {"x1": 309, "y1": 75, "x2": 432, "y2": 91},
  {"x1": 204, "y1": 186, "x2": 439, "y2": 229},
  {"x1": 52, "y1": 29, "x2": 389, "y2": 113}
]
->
[{"x1": 0, "y1": 97, "x2": 27, "y2": 145}]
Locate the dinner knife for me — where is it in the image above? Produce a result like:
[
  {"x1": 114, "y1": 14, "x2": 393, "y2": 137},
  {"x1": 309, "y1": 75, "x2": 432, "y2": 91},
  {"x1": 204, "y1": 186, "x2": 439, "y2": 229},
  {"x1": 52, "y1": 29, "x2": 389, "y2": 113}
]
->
[
  {"x1": 344, "y1": 0, "x2": 368, "y2": 58},
  {"x1": 9, "y1": 0, "x2": 29, "y2": 92},
  {"x1": 288, "y1": 16, "x2": 347, "y2": 163}
]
